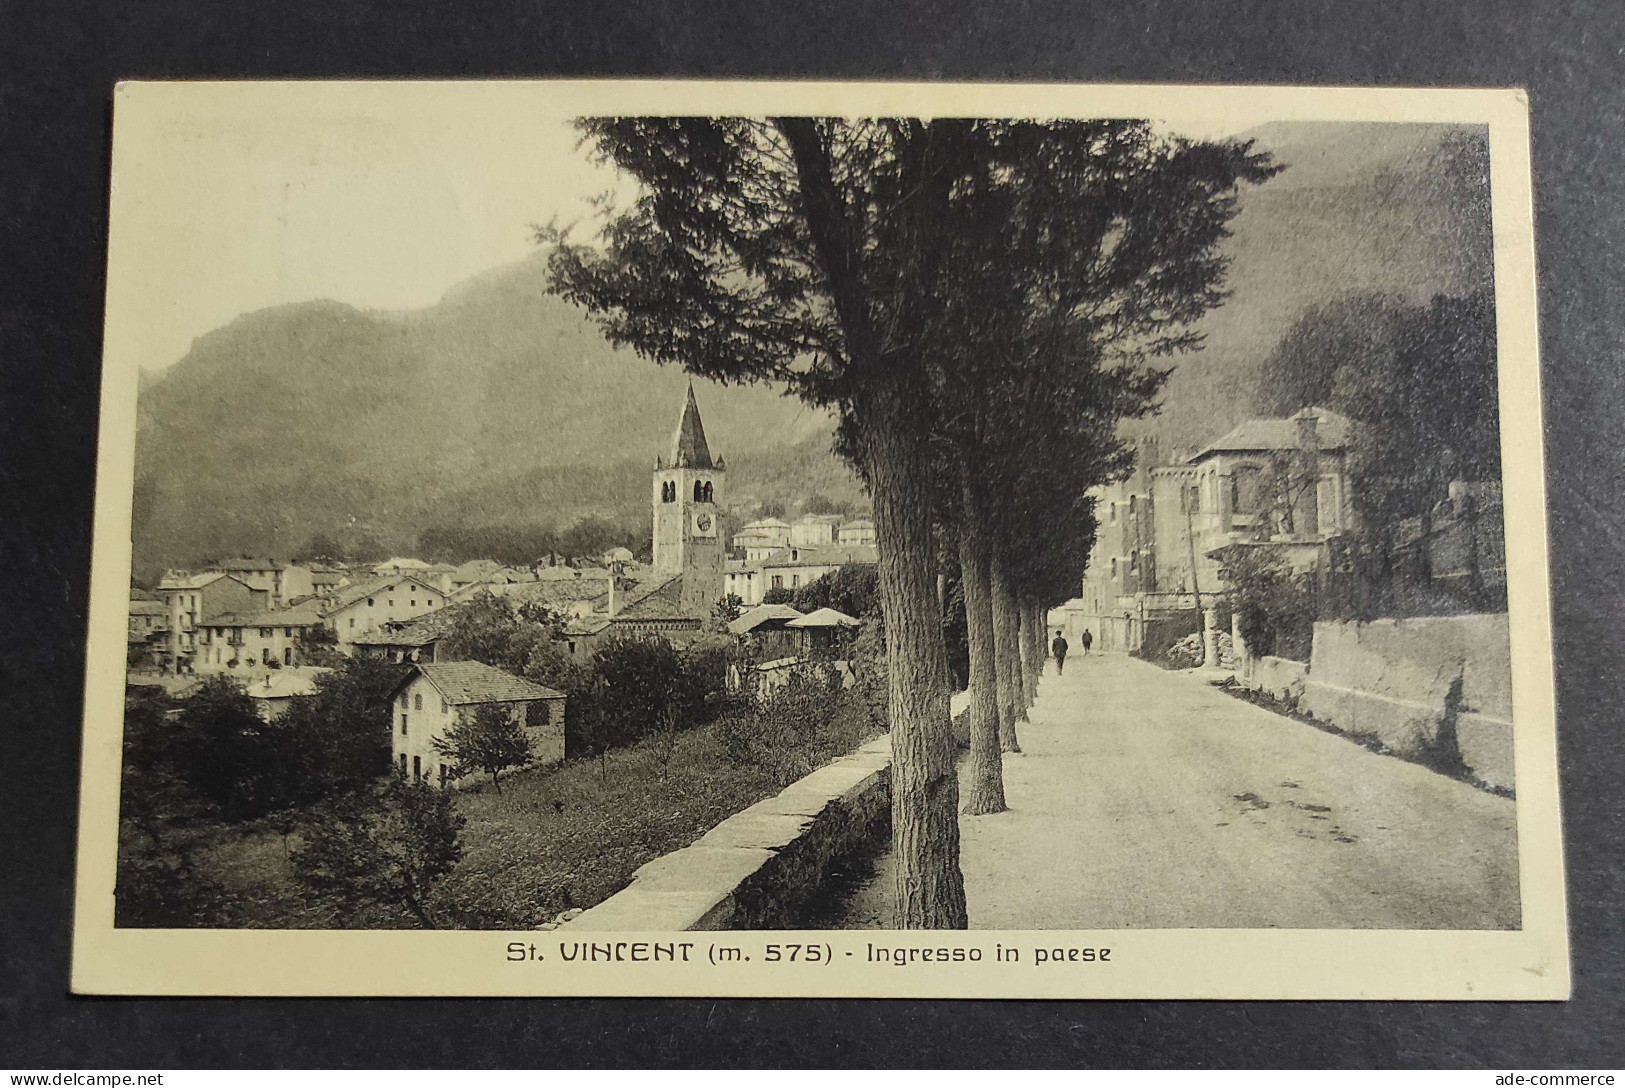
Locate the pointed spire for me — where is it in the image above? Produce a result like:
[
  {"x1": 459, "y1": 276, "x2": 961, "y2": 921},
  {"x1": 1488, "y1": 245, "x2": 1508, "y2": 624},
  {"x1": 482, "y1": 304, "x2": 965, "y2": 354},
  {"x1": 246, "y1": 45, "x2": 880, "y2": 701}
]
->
[{"x1": 669, "y1": 380, "x2": 715, "y2": 469}]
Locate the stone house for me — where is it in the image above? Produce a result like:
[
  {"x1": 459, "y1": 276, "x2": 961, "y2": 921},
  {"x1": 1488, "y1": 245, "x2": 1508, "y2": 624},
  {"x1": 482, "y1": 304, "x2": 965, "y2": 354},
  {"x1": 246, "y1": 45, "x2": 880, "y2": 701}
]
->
[
  {"x1": 156, "y1": 571, "x2": 268, "y2": 671},
  {"x1": 243, "y1": 666, "x2": 331, "y2": 720},
  {"x1": 731, "y1": 517, "x2": 791, "y2": 553},
  {"x1": 201, "y1": 556, "x2": 314, "y2": 607},
  {"x1": 127, "y1": 599, "x2": 169, "y2": 643},
  {"x1": 789, "y1": 514, "x2": 845, "y2": 547},
  {"x1": 194, "y1": 607, "x2": 324, "y2": 671},
  {"x1": 349, "y1": 607, "x2": 462, "y2": 665},
  {"x1": 388, "y1": 661, "x2": 567, "y2": 787},
  {"x1": 837, "y1": 518, "x2": 876, "y2": 546},
  {"x1": 321, "y1": 574, "x2": 449, "y2": 651},
  {"x1": 559, "y1": 571, "x2": 703, "y2": 663}
]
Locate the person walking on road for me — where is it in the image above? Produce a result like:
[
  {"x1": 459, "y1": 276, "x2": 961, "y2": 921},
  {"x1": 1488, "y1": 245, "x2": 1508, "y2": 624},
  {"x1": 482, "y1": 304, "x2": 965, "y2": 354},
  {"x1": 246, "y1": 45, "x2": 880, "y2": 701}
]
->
[
  {"x1": 1080, "y1": 628, "x2": 1093, "y2": 656},
  {"x1": 1052, "y1": 630, "x2": 1070, "y2": 675}
]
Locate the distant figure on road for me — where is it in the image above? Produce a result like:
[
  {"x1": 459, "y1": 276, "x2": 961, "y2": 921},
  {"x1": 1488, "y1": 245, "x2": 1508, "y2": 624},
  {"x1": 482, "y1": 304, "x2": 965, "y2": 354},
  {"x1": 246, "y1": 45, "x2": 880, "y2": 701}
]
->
[
  {"x1": 1052, "y1": 630, "x2": 1069, "y2": 675},
  {"x1": 1080, "y1": 629, "x2": 1093, "y2": 656}
]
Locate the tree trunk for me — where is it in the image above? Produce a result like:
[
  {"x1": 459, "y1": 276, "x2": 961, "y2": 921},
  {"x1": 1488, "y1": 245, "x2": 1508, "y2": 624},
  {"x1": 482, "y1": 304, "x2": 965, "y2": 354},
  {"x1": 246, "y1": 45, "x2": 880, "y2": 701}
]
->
[
  {"x1": 1018, "y1": 598, "x2": 1040, "y2": 708},
  {"x1": 990, "y1": 547, "x2": 1024, "y2": 753},
  {"x1": 958, "y1": 465, "x2": 1007, "y2": 816},
  {"x1": 777, "y1": 118, "x2": 965, "y2": 928},
  {"x1": 862, "y1": 388, "x2": 969, "y2": 929},
  {"x1": 403, "y1": 891, "x2": 437, "y2": 930}
]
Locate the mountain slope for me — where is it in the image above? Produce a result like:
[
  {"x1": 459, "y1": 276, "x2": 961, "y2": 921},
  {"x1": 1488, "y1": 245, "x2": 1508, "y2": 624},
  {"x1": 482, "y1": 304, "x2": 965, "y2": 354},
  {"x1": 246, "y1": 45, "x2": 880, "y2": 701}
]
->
[{"x1": 132, "y1": 252, "x2": 851, "y2": 576}]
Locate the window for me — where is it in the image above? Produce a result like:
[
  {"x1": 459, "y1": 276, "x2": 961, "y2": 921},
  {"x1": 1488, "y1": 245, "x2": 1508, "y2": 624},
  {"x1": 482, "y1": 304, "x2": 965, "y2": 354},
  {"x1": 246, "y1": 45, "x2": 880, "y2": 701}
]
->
[
  {"x1": 792, "y1": 574, "x2": 801, "y2": 588},
  {"x1": 694, "y1": 480, "x2": 705, "y2": 502},
  {"x1": 1109, "y1": 503, "x2": 1117, "y2": 524},
  {"x1": 1110, "y1": 557, "x2": 1118, "y2": 577},
  {"x1": 400, "y1": 753, "x2": 408, "y2": 774},
  {"x1": 410, "y1": 599, "x2": 416, "y2": 607},
  {"x1": 399, "y1": 692, "x2": 409, "y2": 708},
  {"x1": 285, "y1": 627, "x2": 293, "y2": 637},
  {"x1": 349, "y1": 618, "x2": 356, "y2": 629},
  {"x1": 1232, "y1": 466, "x2": 1264, "y2": 515},
  {"x1": 389, "y1": 599, "x2": 395, "y2": 607},
  {"x1": 401, "y1": 713, "x2": 408, "y2": 736},
  {"x1": 771, "y1": 575, "x2": 784, "y2": 589},
  {"x1": 441, "y1": 698, "x2": 449, "y2": 714},
  {"x1": 567, "y1": 640, "x2": 576, "y2": 654},
  {"x1": 439, "y1": 763, "x2": 448, "y2": 786},
  {"x1": 261, "y1": 648, "x2": 271, "y2": 665},
  {"x1": 414, "y1": 693, "x2": 423, "y2": 711},
  {"x1": 260, "y1": 627, "x2": 271, "y2": 638},
  {"x1": 367, "y1": 598, "x2": 374, "y2": 607},
  {"x1": 413, "y1": 756, "x2": 421, "y2": 781},
  {"x1": 283, "y1": 647, "x2": 292, "y2": 665}
]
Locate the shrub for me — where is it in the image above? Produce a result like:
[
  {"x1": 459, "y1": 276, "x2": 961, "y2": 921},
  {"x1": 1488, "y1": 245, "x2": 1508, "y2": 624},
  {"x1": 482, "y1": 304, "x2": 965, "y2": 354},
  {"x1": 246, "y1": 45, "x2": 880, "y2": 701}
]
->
[
  {"x1": 114, "y1": 849, "x2": 235, "y2": 928},
  {"x1": 1216, "y1": 544, "x2": 1316, "y2": 661},
  {"x1": 292, "y1": 774, "x2": 465, "y2": 929},
  {"x1": 572, "y1": 636, "x2": 708, "y2": 759},
  {"x1": 719, "y1": 662, "x2": 847, "y2": 775}
]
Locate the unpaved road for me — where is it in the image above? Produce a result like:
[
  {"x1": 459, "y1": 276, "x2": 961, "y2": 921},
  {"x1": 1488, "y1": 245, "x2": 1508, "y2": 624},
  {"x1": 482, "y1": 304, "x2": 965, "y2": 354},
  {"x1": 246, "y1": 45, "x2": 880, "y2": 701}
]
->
[{"x1": 835, "y1": 653, "x2": 1519, "y2": 930}]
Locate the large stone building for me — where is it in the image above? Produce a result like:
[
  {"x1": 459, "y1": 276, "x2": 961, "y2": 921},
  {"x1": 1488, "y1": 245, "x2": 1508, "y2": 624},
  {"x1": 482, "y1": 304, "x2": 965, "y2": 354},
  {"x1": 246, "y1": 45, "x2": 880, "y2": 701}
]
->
[
  {"x1": 193, "y1": 606, "x2": 325, "y2": 672},
  {"x1": 156, "y1": 571, "x2": 268, "y2": 671},
  {"x1": 1058, "y1": 408, "x2": 1355, "y2": 655},
  {"x1": 199, "y1": 556, "x2": 314, "y2": 608}
]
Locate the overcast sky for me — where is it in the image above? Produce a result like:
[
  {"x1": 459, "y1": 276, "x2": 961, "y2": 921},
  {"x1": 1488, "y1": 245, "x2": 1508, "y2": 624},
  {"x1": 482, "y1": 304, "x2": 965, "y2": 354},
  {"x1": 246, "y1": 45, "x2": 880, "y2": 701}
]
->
[
  {"x1": 116, "y1": 108, "x2": 624, "y2": 376},
  {"x1": 112, "y1": 98, "x2": 1286, "y2": 378},
  {"x1": 111, "y1": 87, "x2": 1476, "y2": 393}
]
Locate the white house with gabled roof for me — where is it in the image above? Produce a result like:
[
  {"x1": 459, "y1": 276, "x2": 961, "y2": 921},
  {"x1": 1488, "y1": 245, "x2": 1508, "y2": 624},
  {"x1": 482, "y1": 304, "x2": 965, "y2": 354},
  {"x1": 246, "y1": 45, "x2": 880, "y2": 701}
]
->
[
  {"x1": 322, "y1": 574, "x2": 449, "y2": 651},
  {"x1": 387, "y1": 661, "x2": 566, "y2": 787}
]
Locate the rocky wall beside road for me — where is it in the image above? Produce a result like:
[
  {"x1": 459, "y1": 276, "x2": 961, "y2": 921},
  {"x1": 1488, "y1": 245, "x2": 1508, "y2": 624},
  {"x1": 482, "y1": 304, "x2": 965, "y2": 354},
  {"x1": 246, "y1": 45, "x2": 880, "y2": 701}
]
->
[{"x1": 1302, "y1": 614, "x2": 1513, "y2": 788}]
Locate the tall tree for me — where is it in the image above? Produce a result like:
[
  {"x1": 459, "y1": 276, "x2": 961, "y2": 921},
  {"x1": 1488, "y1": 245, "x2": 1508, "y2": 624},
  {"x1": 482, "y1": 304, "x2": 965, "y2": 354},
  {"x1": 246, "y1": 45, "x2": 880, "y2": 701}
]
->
[
  {"x1": 549, "y1": 117, "x2": 1274, "y2": 926},
  {"x1": 957, "y1": 457, "x2": 1006, "y2": 814},
  {"x1": 550, "y1": 117, "x2": 972, "y2": 927}
]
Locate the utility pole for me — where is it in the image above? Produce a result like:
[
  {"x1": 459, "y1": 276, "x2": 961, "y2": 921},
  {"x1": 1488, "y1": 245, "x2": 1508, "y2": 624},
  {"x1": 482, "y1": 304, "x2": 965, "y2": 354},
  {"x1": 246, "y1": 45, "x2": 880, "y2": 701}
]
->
[{"x1": 1185, "y1": 488, "x2": 1204, "y2": 616}]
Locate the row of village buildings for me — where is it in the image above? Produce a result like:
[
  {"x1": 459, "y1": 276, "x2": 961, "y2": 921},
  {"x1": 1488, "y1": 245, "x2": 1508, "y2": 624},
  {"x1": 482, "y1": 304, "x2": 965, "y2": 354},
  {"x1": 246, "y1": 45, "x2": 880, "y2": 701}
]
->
[{"x1": 130, "y1": 511, "x2": 877, "y2": 679}]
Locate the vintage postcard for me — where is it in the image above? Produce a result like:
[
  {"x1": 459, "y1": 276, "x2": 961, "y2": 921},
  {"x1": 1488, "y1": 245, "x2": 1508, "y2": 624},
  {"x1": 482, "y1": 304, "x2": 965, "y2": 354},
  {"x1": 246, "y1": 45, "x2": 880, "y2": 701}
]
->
[{"x1": 73, "y1": 80, "x2": 1567, "y2": 998}]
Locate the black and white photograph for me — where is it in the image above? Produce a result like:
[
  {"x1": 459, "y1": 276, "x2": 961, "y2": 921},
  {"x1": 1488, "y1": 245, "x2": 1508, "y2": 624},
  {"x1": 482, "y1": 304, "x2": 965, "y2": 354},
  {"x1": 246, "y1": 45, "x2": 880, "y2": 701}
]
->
[{"x1": 72, "y1": 81, "x2": 1565, "y2": 998}]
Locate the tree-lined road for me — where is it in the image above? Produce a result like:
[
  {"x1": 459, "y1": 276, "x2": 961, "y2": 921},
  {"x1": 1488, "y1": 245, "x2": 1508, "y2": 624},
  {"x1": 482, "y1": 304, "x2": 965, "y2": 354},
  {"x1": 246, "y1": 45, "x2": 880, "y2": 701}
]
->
[{"x1": 840, "y1": 653, "x2": 1519, "y2": 930}]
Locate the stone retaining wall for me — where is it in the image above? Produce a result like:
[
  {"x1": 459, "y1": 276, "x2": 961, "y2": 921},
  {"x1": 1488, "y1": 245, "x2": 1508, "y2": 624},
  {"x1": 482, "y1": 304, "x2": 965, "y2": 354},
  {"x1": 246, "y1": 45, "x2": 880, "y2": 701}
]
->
[
  {"x1": 1302, "y1": 614, "x2": 1513, "y2": 788},
  {"x1": 1241, "y1": 654, "x2": 1309, "y2": 705},
  {"x1": 561, "y1": 735, "x2": 892, "y2": 931}
]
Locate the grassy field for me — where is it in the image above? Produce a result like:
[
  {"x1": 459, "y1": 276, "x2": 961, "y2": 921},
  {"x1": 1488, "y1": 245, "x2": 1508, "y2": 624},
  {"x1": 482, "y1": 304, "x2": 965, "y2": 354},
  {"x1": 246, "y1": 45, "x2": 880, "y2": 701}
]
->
[{"x1": 122, "y1": 695, "x2": 881, "y2": 929}]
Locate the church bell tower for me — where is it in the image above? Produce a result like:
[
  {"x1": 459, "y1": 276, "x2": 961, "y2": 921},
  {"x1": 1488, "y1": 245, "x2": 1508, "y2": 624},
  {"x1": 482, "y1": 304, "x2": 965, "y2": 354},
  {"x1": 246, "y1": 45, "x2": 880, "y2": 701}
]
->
[{"x1": 653, "y1": 382, "x2": 726, "y2": 614}]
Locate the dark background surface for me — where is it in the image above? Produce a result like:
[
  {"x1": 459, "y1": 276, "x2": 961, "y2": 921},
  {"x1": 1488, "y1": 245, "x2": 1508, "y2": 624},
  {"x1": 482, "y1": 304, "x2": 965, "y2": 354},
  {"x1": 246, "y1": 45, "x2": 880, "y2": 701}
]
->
[{"x1": 2, "y1": 0, "x2": 1621, "y2": 1068}]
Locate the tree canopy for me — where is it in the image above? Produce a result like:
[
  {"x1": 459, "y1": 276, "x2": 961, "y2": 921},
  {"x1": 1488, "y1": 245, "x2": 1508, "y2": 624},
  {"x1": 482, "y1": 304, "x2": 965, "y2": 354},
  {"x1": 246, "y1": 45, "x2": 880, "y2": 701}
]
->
[{"x1": 547, "y1": 116, "x2": 1276, "y2": 927}]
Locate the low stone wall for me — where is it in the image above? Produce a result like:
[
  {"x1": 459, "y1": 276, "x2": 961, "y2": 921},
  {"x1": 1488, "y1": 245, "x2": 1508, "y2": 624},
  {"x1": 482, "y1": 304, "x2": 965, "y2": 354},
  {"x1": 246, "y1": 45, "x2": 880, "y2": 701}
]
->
[
  {"x1": 1242, "y1": 655, "x2": 1309, "y2": 705},
  {"x1": 1302, "y1": 614, "x2": 1513, "y2": 788},
  {"x1": 561, "y1": 735, "x2": 892, "y2": 931}
]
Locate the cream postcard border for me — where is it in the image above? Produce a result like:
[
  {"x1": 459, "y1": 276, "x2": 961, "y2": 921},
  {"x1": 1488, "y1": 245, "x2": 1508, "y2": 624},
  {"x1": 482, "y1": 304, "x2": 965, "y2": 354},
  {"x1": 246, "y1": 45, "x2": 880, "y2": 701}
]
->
[{"x1": 72, "y1": 80, "x2": 1567, "y2": 999}]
